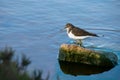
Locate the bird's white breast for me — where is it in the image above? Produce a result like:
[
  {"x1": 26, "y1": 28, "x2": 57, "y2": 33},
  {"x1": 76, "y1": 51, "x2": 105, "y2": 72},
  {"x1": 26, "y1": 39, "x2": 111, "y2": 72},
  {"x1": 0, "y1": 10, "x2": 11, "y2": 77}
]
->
[{"x1": 66, "y1": 28, "x2": 91, "y2": 40}]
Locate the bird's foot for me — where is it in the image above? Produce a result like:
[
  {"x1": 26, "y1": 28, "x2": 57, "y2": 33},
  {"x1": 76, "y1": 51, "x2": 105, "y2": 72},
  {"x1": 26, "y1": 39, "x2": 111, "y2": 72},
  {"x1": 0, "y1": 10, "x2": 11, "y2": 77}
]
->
[
  {"x1": 78, "y1": 43, "x2": 85, "y2": 48},
  {"x1": 74, "y1": 40, "x2": 85, "y2": 48}
]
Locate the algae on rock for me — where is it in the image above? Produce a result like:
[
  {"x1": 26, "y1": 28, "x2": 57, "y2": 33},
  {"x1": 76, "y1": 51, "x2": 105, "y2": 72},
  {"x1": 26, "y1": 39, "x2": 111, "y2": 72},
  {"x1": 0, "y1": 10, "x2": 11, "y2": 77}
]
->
[{"x1": 59, "y1": 44, "x2": 118, "y2": 67}]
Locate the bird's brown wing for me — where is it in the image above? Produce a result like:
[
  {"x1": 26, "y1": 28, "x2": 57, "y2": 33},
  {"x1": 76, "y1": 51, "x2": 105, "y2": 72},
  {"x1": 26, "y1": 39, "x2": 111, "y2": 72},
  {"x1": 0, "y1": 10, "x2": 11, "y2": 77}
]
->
[{"x1": 72, "y1": 27, "x2": 98, "y2": 37}]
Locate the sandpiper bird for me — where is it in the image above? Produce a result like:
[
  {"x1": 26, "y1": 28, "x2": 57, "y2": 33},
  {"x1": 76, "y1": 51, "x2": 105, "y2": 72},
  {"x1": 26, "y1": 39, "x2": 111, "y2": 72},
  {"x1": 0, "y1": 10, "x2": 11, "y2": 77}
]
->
[{"x1": 65, "y1": 23, "x2": 98, "y2": 46}]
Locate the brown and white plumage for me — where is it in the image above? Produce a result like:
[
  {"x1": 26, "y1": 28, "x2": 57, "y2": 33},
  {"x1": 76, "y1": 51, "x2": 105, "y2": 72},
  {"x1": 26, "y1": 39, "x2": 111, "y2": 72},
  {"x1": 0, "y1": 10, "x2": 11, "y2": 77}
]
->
[
  {"x1": 65, "y1": 23, "x2": 98, "y2": 40},
  {"x1": 65, "y1": 23, "x2": 98, "y2": 46}
]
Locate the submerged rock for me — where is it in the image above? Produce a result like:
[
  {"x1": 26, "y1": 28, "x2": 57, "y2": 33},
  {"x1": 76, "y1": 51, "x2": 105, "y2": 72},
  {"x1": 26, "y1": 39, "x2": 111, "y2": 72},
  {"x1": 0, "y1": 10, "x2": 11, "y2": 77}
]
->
[
  {"x1": 58, "y1": 44, "x2": 118, "y2": 67},
  {"x1": 59, "y1": 61, "x2": 112, "y2": 76}
]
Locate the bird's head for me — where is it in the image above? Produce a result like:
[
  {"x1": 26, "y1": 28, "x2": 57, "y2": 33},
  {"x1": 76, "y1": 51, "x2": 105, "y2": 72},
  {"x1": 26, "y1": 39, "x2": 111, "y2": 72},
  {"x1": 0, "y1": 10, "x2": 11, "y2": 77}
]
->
[{"x1": 65, "y1": 23, "x2": 74, "y2": 30}]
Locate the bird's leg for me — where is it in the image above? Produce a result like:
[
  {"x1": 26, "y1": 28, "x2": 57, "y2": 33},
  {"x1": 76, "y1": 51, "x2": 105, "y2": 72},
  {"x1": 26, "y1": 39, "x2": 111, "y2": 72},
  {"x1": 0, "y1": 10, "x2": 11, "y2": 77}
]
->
[
  {"x1": 75, "y1": 40, "x2": 78, "y2": 45},
  {"x1": 79, "y1": 39, "x2": 83, "y2": 47},
  {"x1": 75, "y1": 39, "x2": 83, "y2": 47}
]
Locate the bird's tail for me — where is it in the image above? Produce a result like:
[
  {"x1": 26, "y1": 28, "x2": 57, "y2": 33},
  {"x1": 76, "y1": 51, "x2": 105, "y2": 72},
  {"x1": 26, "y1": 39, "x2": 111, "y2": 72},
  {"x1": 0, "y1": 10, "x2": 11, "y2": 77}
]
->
[
  {"x1": 90, "y1": 33, "x2": 99, "y2": 37},
  {"x1": 94, "y1": 34, "x2": 104, "y2": 37}
]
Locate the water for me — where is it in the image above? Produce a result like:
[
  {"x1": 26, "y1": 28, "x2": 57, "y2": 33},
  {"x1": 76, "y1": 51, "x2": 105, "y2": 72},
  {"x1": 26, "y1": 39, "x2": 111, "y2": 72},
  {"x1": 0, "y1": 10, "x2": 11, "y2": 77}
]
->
[{"x1": 0, "y1": 0, "x2": 120, "y2": 80}]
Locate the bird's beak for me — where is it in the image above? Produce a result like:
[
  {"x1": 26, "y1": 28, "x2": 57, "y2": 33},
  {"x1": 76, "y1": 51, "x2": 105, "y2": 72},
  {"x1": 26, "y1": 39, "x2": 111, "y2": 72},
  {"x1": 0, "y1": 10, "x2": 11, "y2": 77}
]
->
[
  {"x1": 60, "y1": 28, "x2": 65, "y2": 32},
  {"x1": 64, "y1": 26, "x2": 67, "y2": 29},
  {"x1": 59, "y1": 27, "x2": 66, "y2": 32}
]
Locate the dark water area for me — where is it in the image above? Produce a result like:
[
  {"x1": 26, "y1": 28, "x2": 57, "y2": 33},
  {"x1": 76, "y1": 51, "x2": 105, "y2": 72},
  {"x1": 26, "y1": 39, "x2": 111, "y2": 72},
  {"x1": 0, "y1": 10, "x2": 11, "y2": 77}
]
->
[
  {"x1": 59, "y1": 61, "x2": 113, "y2": 76},
  {"x1": 0, "y1": 0, "x2": 120, "y2": 80}
]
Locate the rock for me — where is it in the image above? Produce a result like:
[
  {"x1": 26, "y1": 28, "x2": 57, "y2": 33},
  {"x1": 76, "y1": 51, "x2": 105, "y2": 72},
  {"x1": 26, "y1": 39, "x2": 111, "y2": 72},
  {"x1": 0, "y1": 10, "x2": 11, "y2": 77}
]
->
[
  {"x1": 58, "y1": 44, "x2": 118, "y2": 67},
  {"x1": 58, "y1": 61, "x2": 112, "y2": 76}
]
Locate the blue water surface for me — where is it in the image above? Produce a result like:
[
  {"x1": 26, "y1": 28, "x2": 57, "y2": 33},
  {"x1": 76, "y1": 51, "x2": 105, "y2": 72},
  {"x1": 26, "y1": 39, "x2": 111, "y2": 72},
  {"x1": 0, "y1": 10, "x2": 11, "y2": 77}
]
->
[{"x1": 0, "y1": 0, "x2": 120, "y2": 80}]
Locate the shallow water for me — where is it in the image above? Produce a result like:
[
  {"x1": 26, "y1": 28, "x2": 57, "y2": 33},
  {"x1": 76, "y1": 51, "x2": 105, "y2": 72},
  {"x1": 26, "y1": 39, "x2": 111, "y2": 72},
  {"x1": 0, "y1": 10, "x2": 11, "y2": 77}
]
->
[{"x1": 0, "y1": 0, "x2": 120, "y2": 80}]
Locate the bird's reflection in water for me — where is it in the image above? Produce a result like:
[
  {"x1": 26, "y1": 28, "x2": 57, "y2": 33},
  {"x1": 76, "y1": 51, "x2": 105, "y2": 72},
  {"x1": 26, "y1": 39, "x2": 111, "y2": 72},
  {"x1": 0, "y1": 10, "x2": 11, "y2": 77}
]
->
[{"x1": 58, "y1": 61, "x2": 113, "y2": 76}]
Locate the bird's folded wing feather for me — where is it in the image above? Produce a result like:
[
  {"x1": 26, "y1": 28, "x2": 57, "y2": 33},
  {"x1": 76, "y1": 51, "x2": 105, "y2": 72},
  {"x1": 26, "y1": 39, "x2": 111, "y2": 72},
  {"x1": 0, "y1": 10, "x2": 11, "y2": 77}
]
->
[{"x1": 72, "y1": 27, "x2": 98, "y2": 37}]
